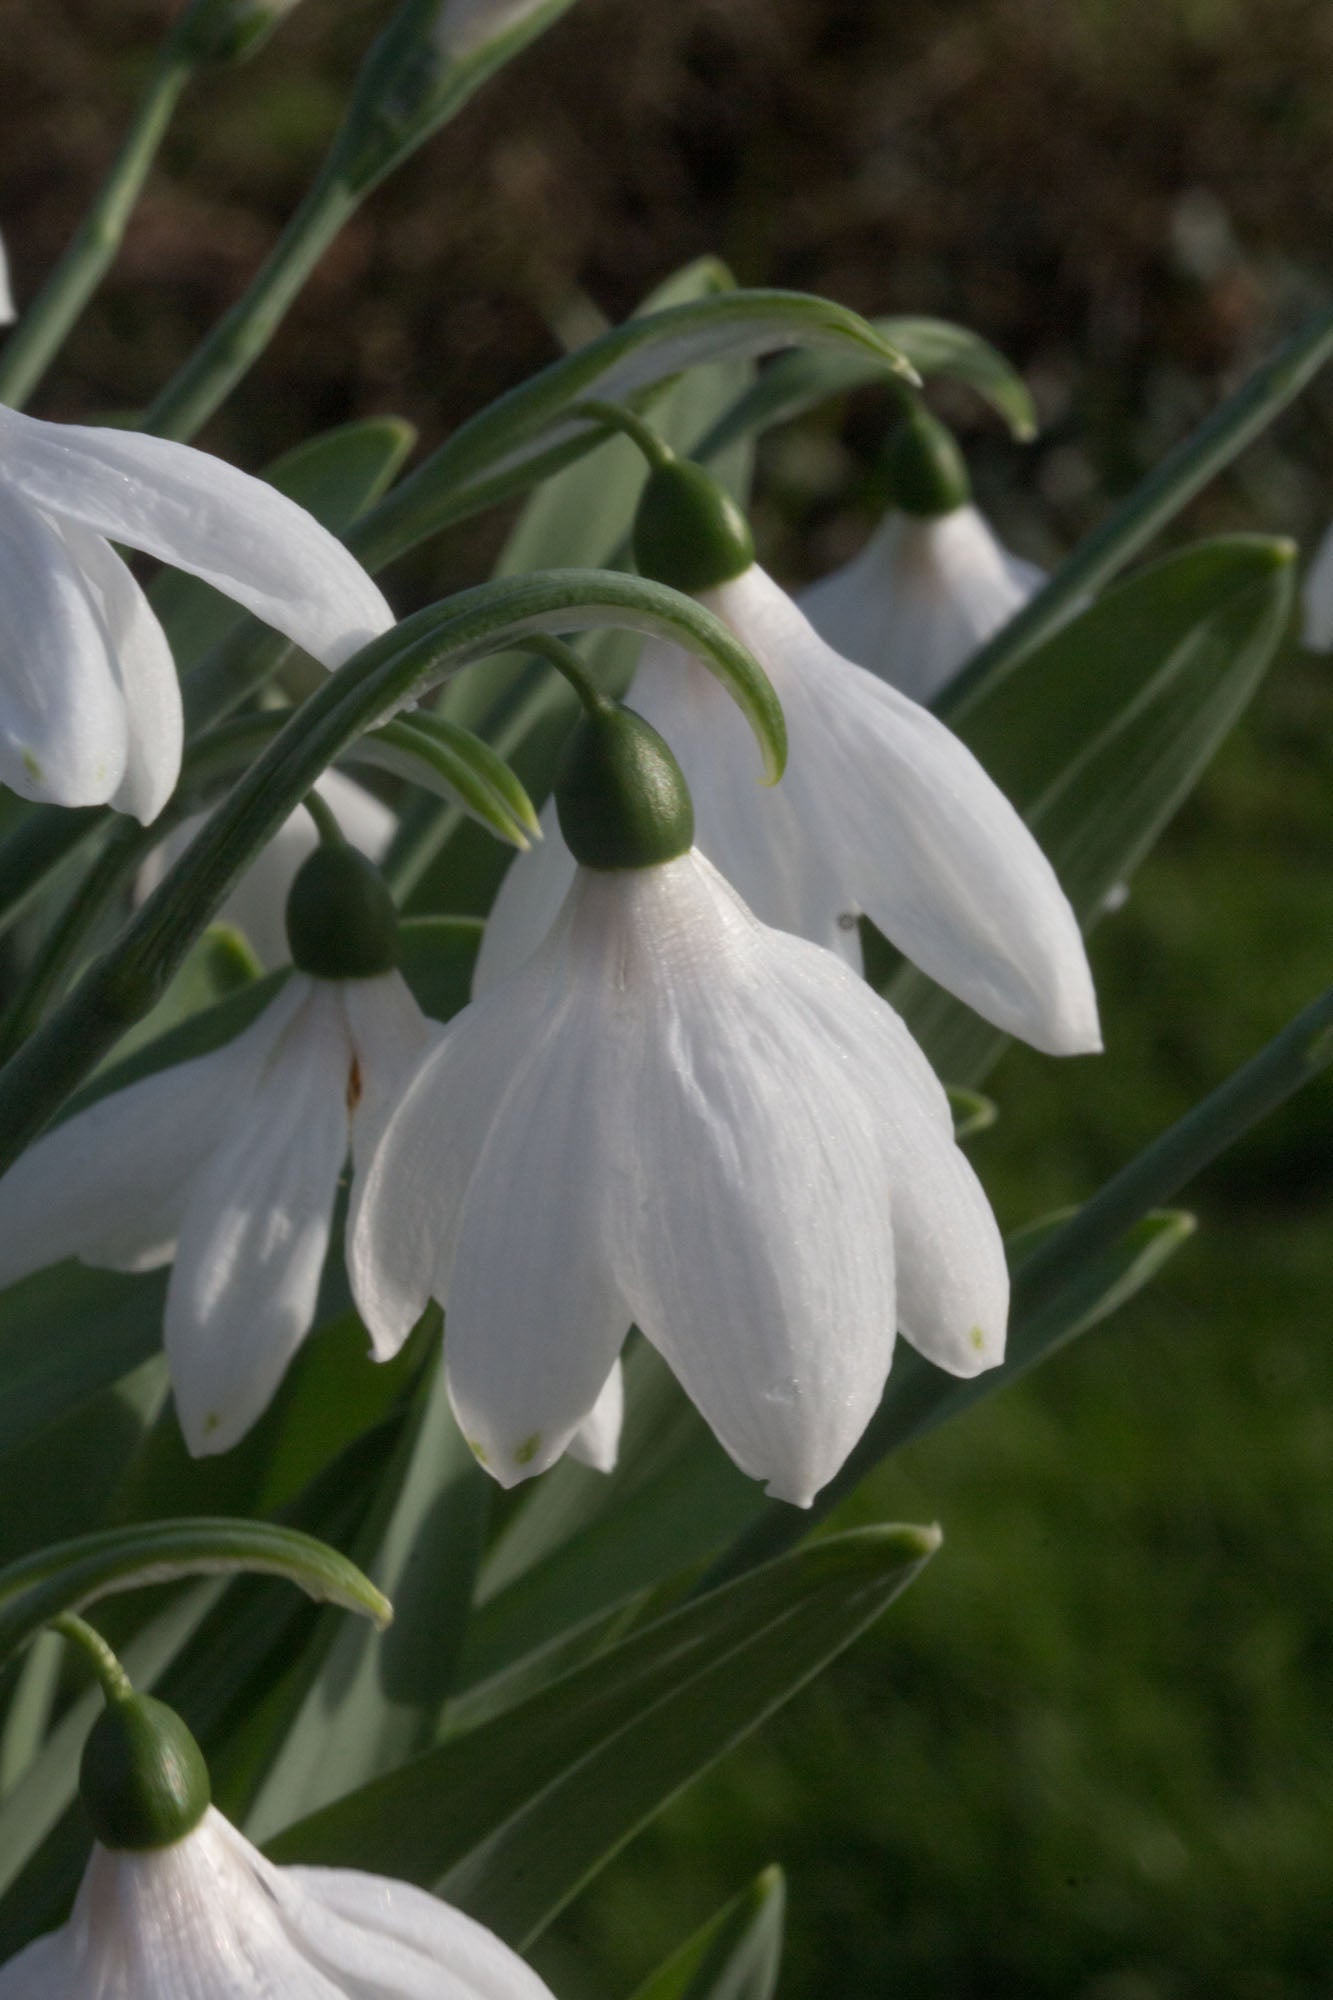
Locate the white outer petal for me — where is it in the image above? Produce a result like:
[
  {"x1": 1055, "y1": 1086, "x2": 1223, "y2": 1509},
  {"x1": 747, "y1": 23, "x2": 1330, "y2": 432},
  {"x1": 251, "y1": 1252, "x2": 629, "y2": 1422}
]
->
[
  {"x1": 274, "y1": 1862, "x2": 556, "y2": 1998},
  {"x1": 471, "y1": 793, "x2": 577, "y2": 994},
  {"x1": 0, "y1": 407, "x2": 395, "y2": 669},
  {"x1": 708, "y1": 565, "x2": 1101, "y2": 1056},
  {"x1": 588, "y1": 855, "x2": 898, "y2": 1508},
  {"x1": 342, "y1": 969, "x2": 437, "y2": 1158},
  {"x1": 566, "y1": 1358, "x2": 624, "y2": 1472},
  {"x1": 1302, "y1": 520, "x2": 1333, "y2": 650},
  {"x1": 0, "y1": 984, "x2": 300, "y2": 1288},
  {"x1": 0, "y1": 480, "x2": 128, "y2": 806},
  {"x1": 443, "y1": 927, "x2": 631, "y2": 1486},
  {"x1": 348, "y1": 943, "x2": 566, "y2": 1359},
  {"x1": 166, "y1": 980, "x2": 352, "y2": 1455},
  {"x1": 799, "y1": 505, "x2": 1044, "y2": 704},
  {"x1": 53, "y1": 519, "x2": 183, "y2": 824}
]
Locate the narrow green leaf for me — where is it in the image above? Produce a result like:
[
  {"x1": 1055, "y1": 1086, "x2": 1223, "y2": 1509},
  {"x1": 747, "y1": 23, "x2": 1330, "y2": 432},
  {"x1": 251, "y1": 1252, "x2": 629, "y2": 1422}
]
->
[
  {"x1": 628, "y1": 1866, "x2": 787, "y2": 2000},
  {"x1": 0, "y1": 1520, "x2": 390, "y2": 1670},
  {"x1": 352, "y1": 291, "x2": 915, "y2": 571},
  {"x1": 350, "y1": 715, "x2": 540, "y2": 849},
  {"x1": 247, "y1": 1354, "x2": 489, "y2": 1839},
  {"x1": 694, "y1": 314, "x2": 1036, "y2": 461},
  {"x1": 268, "y1": 1526, "x2": 938, "y2": 1947},
  {"x1": 0, "y1": 1267, "x2": 165, "y2": 1463}
]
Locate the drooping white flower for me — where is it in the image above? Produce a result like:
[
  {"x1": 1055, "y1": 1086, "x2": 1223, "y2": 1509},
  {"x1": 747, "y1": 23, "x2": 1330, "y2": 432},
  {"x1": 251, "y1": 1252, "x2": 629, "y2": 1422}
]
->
[
  {"x1": 0, "y1": 1804, "x2": 555, "y2": 1999},
  {"x1": 0, "y1": 231, "x2": 14, "y2": 326},
  {"x1": 797, "y1": 502, "x2": 1045, "y2": 706},
  {"x1": 353, "y1": 806, "x2": 1008, "y2": 1508},
  {"x1": 1301, "y1": 519, "x2": 1333, "y2": 650},
  {"x1": 0, "y1": 404, "x2": 393, "y2": 821},
  {"x1": 139, "y1": 768, "x2": 397, "y2": 970},
  {"x1": 0, "y1": 959, "x2": 430, "y2": 1456},
  {"x1": 476, "y1": 560, "x2": 1100, "y2": 1056}
]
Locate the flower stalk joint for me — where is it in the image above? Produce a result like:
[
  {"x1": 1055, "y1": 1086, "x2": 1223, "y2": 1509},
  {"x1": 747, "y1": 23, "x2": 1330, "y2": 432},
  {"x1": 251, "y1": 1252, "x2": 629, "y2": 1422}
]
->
[
  {"x1": 284, "y1": 843, "x2": 400, "y2": 980},
  {"x1": 555, "y1": 704, "x2": 695, "y2": 870}
]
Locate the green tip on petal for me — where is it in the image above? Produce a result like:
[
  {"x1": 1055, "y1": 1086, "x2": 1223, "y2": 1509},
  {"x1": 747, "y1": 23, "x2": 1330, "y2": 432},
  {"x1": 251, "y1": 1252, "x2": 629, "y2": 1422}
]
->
[
  {"x1": 80, "y1": 1694, "x2": 211, "y2": 1852},
  {"x1": 285, "y1": 843, "x2": 400, "y2": 981},
  {"x1": 555, "y1": 704, "x2": 695, "y2": 871},
  {"x1": 883, "y1": 404, "x2": 972, "y2": 517},
  {"x1": 633, "y1": 460, "x2": 756, "y2": 595}
]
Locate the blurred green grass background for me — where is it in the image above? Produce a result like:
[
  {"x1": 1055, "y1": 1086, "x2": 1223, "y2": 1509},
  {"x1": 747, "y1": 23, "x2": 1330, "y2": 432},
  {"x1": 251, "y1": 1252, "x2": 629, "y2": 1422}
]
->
[{"x1": 5, "y1": 1, "x2": 1333, "y2": 1992}]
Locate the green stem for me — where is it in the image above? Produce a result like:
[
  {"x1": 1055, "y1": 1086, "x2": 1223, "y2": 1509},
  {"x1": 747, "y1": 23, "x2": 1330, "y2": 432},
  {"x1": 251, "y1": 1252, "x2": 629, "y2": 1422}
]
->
[
  {"x1": 941, "y1": 302, "x2": 1333, "y2": 722},
  {"x1": 710, "y1": 980, "x2": 1333, "y2": 1582},
  {"x1": 524, "y1": 634, "x2": 613, "y2": 715},
  {"x1": 51, "y1": 1615, "x2": 133, "y2": 1707},
  {"x1": 142, "y1": 165, "x2": 360, "y2": 442},
  {"x1": 571, "y1": 399, "x2": 676, "y2": 471},
  {"x1": 0, "y1": 55, "x2": 194, "y2": 410},
  {"x1": 301, "y1": 787, "x2": 346, "y2": 847}
]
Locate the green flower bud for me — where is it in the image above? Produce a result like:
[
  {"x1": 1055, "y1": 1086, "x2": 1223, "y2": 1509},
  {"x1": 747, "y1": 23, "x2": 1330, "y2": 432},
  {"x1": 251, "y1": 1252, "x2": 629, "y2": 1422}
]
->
[
  {"x1": 883, "y1": 405, "x2": 972, "y2": 517},
  {"x1": 633, "y1": 460, "x2": 756, "y2": 596},
  {"x1": 172, "y1": 0, "x2": 300, "y2": 66},
  {"x1": 555, "y1": 705, "x2": 694, "y2": 871},
  {"x1": 80, "y1": 1695, "x2": 211, "y2": 1852},
  {"x1": 285, "y1": 843, "x2": 400, "y2": 981}
]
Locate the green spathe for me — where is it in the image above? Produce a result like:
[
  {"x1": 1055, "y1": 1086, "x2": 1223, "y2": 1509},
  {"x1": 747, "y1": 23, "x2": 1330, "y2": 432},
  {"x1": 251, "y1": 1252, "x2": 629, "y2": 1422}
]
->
[
  {"x1": 634, "y1": 460, "x2": 756, "y2": 595},
  {"x1": 555, "y1": 706, "x2": 695, "y2": 871},
  {"x1": 80, "y1": 1695, "x2": 211, "y2": 1852},
  {"x1": 285, "y1": 843, "x2": 400, "y2": 981},
  {"x1": 883, "y1": 404, "x2": 972, "y2": 517}
]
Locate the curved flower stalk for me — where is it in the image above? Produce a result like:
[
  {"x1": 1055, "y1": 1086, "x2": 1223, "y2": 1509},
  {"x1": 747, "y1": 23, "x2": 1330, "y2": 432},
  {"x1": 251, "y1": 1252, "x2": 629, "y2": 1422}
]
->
[
  {"x1": 476, "y1": 441, "x2": 1098, "y2": 1055},
  {"x1": 353, "y1": 704, "x2": 1008, "y2": 1508},
  {"x1": 797, "y1": 503, "x2": 1045, "y2": 706},
  {"x1": 140, "y1": 769, "x2": 397, "y2": 970},
  {"x1": 0, "y1": 406, "x2": 393, "y2": 821},
  {"x1": 0, "y1": 1806, "x2": 556, "y2": 1997},
  {"x1": 0, "y1": 850, "x2": 428, "y2": 1455}
]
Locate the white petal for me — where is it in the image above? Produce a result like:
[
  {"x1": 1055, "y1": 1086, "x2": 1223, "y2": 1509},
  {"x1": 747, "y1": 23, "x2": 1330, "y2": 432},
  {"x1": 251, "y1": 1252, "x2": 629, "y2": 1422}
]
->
[
  {"x1": 0, "y1": 985, "x2": 299, "y2": 1288},
  {"x1": 271, "y1": 1861, "x2": 556, "y2": 1999},
  {"x1": 342, "y1": 969, "x2": 436, "y2": 1155},
  {"x1": 348, "y1": 947, "x2": 564, "y2": 1359},
  {"x1": 709, "y1": 566, "x2": 1101, "y2": 1056},
  {"x1": 0, "y1": 408, "x2": 395, "y2": 670},
  {"x1": 594, "y1": 856, "x2": 898, "y2": 1508},
  {"x1": 52, "y1": 520, "x2": 183, "y2": 824},
  {"x1": 1302, "y1": 520, "x2": 1333, "y2": 650},
  {"x1": 566, "y1": 1358, "x2": 624, "y2": 1472},
  {"x1": 799, "y1": 506, "x2": 1044, "y2": 704},
  {"x1": 471, "y1": 794, "x2": 577, "y2": 994},
  {"x1": 0, "y1": 481, "x2": 128, "y2": 806},
  {"x1": 166, "y1": 981, "x2": 353, "y2": 1455},
  {"x1": 443, "y1": 962, "x2": 630, "y2": 1487}
]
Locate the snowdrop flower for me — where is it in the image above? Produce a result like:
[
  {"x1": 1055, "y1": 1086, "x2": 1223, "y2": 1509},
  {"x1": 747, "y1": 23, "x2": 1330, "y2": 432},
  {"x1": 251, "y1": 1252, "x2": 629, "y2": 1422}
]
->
[
  {"x1": 0, "y1": 404, "x2": 393, "y2": 821},
  {"x1": 0, "y1": 1681, "x2": 554, "y2": 2000},
  {"x1": 1301, "y1": 518, "x2": 1333, "y2": 650},
  {"x1": 0, "y1": 230, "x2": 14, "y2": 326},
  {"x1": 140, "y1": 767, "x2": 397, "y2": 970},
  {"x1": 352, "y1": 703, "x2": 1009, "y2": 1508},
  {"x1": 477, "y1": 442, "x2": 1099, "y2": 1058},
  {"x1": 0, "y1": 845, "x2": 430, "y2": 1454}
]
